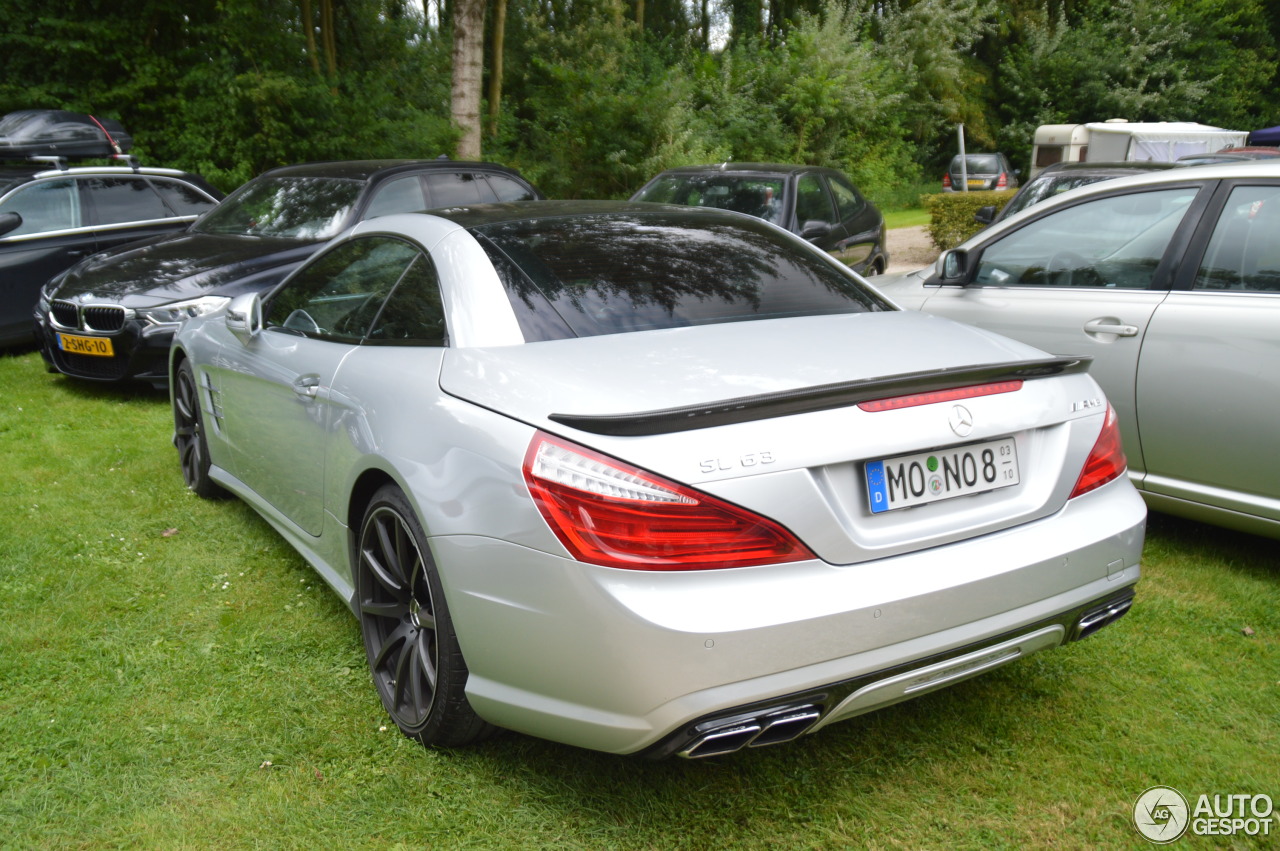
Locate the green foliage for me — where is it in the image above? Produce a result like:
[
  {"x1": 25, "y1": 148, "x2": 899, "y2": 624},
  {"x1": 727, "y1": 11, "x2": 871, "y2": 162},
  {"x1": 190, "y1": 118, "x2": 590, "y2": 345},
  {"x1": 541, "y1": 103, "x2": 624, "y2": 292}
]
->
[
  {"x1": 923, "y1": 189, "x2": 1015, "y2": 250},
  {"x1": 680, "y1": 2, "x2": 923, "y2": 203},
  {"x1": 499, "y1": 10, "x2": 711, "y2": 198},
  {"x1": 0, "y1": 0, "x2": 1277, "y2": 202},
  {"x1": 0, "y1": 0, "x2": 457, "y2": 193},
  {"x1": 992, "y1": 0, "x2": 1279, "y2": 169}
]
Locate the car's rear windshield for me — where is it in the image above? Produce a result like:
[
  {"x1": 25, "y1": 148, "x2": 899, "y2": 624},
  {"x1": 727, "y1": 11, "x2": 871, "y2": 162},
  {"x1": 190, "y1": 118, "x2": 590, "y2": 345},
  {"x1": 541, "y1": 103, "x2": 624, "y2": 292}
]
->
[
  {"x1": 632, "y1": 175, "x2": 787, "y2": 225},
  {"x1": 474, "y1": 212, "x2": 891, "y2": 342},
  {"x1": 952, "y1": 155, "x2": 1002, "y2": 173},
  {"x1": 1001, "y1": 174, "x2": 1115, "y2": 218},
  {"x1": 195, "y1": 176, "x2": 363, "y2": 240}
]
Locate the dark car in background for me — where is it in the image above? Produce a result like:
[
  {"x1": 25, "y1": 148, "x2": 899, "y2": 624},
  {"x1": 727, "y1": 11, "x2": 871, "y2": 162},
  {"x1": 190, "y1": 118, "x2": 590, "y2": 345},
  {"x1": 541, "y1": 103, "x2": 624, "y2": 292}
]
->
[
  {"x1": 34, "y1": 158, "x2": 542, "y2": 385},
  {"x1": 0, "y1": 111, "x2": 223, "y2": 347},
  {"x1": 942, "y1": 152, "x2": 1019, "y2": 193},
  {"x1": 630, "y1": 163, "x2": 888, "y2": 275},
  {"x1": 975, "y1": 161, "x2": 1178, "y2": 226}
]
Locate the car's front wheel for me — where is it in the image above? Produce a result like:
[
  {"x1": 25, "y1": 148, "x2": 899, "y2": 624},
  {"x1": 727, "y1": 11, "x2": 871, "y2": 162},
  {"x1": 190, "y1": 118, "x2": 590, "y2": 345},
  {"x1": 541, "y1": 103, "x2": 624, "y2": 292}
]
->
[
  {"x1": 356, "y1": 485, "x2": 494, "y2": 748},
  {"x1": 173, "y1": 358, "x2": 226, "y2": 499}
]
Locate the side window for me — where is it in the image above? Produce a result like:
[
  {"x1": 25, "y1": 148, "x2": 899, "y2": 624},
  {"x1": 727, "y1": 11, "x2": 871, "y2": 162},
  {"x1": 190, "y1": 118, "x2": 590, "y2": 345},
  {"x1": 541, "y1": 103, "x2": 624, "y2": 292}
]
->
[
  {"x1": 425, "y1": 172, "x2": 487, "y2": 207},
  {"x1": 487, "y1": 174, "x2": 537, "y2": 202},
  {"x1": 365, "y1": 176, "x2": 427, "y2": 218},
  {"x1": 0, "y1": 179, "x2": 80, "y2": 235},
  {"x1": 795, "y1": 175, "x2": 836, "y2": 225},
  {"x1": 973, "y1": 187, "x2": 1200, "y2": 289},
  {"x1": 366, "y1": 254, "x2": 448, "y2": 345},
  {"x1": 829, "y1": 178, "x2": 865, "y2": 223},
  {"x1": 1195, "y1": 186, "x2": 1280, "y2": 293},
  {"x1": 81, "y1": 176, "x2": 169, "y2": 225},
  {"x1": 267, "y1": 236, "x2": 420, "y2": 342},
  {"x1": 151, "y1": 179, "x2": 218, "y2": 216}
]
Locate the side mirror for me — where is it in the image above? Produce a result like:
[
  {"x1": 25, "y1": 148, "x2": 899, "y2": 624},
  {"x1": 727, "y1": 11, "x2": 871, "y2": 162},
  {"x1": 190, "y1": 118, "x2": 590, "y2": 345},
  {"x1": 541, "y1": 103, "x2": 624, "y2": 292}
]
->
[
  {"x1": 800, "y1": 221, "x2": 832, "y2": 241},
  {"x1": 225, "y1": 292, "x2": 263, "y2": 344},
  {"x1": 939, "y1": 249, "x2": 970, "y2": 283},
  {"x1": 973, "y1": 206, "x2": 996, "y2": 225},
  {"x1": 0, "y1": 211, "x2": 23, "y2": 238}
]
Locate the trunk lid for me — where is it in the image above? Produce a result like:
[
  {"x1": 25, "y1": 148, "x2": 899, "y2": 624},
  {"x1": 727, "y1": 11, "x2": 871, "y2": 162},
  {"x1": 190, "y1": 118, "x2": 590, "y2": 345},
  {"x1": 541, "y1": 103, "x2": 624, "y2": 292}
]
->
[{"x1": 441, "y1": 312, "x2": 1114, "y2": 563}]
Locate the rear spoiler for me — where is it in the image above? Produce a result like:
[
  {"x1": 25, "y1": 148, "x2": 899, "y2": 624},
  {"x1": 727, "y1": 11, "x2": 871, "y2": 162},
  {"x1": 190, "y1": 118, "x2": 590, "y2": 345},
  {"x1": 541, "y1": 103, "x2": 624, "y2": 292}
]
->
[{"x1": 549, "y1": 356, "x2": 1092, "y2": 436}]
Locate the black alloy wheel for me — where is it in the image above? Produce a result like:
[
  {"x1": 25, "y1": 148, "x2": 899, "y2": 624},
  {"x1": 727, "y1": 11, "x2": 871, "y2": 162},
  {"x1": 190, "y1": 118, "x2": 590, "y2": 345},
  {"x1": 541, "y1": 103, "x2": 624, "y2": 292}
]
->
[
  {"x1": 356, "y1": 485, "x2": 493, "y2": 747},
  {"x1": 173, "y1": 359, "x2": 226, "y2": 499}
]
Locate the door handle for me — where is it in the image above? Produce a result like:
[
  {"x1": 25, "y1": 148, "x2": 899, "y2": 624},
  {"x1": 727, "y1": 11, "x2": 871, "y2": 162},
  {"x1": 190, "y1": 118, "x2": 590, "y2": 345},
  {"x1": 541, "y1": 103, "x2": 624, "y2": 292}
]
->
[
  {"x1": 1083, "y1": 319, "x2": 1139, "y2": 337},
  {"x1": 293, "y1": 375, "x2": 320, "y2": 397}
]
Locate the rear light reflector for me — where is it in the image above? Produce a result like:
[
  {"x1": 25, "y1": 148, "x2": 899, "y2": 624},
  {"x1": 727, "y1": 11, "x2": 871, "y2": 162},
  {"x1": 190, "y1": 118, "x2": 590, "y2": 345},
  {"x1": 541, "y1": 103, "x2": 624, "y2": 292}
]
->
[
  {"x1": 858, "y1": 381, "x2": 1023, "y2": 412},
  {"x1": 942, "y1": 173, "x2": 952, "y2": 189},
  {"x1": 523, "y1": 432, "x2": 815, "y2": 570},
  {"x1": 996, "y1": 172, "x2": 1008, "y2": 189},
  {"x1": 1070, "y1": 404, "x2": 1127, "y2": 498}
]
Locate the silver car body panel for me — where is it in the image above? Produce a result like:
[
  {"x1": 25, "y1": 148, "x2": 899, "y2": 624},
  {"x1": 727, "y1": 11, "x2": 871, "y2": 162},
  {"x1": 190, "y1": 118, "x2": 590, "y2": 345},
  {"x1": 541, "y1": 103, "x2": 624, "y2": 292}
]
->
[
  {"x1": 173, "y1": 208, "x2": 1144, "y2": 753},
  {"x1": 877, "y1": 162, "x2": 1280, "y2": 538}
]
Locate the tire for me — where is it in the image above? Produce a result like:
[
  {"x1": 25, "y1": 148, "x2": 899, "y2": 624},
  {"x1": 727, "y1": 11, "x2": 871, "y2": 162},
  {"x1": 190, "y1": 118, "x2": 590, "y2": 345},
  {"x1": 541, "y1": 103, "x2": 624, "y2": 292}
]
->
[
  {"x1": 356, "y1": 484, "x2": 494, "y2": 748},
  {"x1": 172, "y1": 358, "x2": 227, "y2": 499}
]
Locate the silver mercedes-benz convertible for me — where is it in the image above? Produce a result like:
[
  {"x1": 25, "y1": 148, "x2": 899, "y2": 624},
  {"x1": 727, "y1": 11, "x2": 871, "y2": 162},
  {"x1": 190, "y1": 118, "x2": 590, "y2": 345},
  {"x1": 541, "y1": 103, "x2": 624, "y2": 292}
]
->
[{"x1": 169, "y1": 201, "x2": 1144, "y2": 758}]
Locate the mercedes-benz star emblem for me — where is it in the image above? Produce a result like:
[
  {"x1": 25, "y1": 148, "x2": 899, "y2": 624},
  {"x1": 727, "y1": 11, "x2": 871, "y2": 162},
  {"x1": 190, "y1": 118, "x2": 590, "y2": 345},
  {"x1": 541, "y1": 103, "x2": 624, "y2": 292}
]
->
[{"x1": 949, "y1": 405, "x2": 974, "y2": 437}]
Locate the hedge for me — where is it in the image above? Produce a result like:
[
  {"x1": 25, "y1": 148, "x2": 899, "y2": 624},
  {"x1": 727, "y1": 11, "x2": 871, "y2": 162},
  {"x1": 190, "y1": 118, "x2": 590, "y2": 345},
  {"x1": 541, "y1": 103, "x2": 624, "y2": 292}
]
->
[{"x1": 922, "y1": 190, "x2": 1017, "y2": 251}]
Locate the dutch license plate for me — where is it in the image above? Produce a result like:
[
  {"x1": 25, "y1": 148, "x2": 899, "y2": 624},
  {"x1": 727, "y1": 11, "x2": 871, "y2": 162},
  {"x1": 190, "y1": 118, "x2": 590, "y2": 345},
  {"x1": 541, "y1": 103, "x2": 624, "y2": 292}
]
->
[
  {"x1": 966, "y1": 178, "x2": 985, "y2": 188},
  {"x1": 866, "y1": 437, "x2": 1019, "y2": 514},
  {"x1": 58, "y1": 332, "x2": 114, "y2": 357}
]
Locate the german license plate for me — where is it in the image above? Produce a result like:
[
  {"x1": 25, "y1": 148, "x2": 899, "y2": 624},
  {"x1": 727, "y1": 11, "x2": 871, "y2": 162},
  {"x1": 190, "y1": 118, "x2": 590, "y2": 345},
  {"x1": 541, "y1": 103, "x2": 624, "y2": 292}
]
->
[
  {"x1": 866, "y1": 437, "x2": 1019, "y2": 514},
  {"x1": 58, "y1": 332, "x2": 114, "y2": 357}
]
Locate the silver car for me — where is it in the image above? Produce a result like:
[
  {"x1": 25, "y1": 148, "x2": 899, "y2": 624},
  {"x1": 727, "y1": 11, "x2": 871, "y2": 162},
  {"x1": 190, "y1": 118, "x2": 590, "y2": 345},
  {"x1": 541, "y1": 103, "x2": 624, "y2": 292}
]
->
[
  {"x1": 877, "y1": 162, "x2": 1280, "y2": 539},
  {"x1": 170, "y1": 201, "x2": 1143, "y2": 757}
]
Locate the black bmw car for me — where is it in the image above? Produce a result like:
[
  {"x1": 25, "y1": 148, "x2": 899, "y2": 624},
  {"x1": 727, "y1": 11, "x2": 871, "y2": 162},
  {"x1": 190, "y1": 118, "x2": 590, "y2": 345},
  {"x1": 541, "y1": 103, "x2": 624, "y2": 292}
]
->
[{"x1": 34, "y1": 158, "x2": 542, "y2": 385}]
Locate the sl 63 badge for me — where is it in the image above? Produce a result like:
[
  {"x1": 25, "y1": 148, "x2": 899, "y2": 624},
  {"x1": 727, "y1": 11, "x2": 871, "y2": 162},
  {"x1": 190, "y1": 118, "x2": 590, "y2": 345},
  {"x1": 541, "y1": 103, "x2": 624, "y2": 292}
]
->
[{"x1": 700, "y1": 451, "x2": 776, "y2": 474}]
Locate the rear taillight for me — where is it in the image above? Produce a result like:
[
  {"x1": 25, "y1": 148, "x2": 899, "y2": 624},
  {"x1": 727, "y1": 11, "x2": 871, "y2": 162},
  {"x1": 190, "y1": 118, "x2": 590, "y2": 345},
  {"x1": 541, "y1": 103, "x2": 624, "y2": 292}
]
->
[
  {"x1": 523, "y1": 431, "x2": 815, "y2": 570},
  {"x1": 942, "y1": 172, "x2": 952, "y2": 189},
  {"x1": 1070, "y1": 405, "x2": 1127, "y2": 498},
  {"x1": 996, "y1": 172, "x2": 1008, "y2": 189}
]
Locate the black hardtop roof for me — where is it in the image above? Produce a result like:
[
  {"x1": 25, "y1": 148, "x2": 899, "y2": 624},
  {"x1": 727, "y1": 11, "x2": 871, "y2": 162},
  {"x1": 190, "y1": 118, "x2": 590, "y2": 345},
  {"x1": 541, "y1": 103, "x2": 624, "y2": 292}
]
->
[
  {"x1": 256, "y1": 158, "x2": 532, "y2": 182},
  {"x1": 650, "y1": 162, "x2": 838, "y2": 177},
  {"x1": 424, "y1": 198, "x2": 757, "y2": 230}
]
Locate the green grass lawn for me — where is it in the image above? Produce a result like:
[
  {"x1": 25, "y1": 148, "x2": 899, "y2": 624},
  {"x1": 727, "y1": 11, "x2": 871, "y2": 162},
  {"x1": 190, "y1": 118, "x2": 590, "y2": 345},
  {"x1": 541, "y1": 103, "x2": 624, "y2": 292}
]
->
[
  {"x1": 884, "y1": 208, "x2": 931, "y2": 230},
  {"x1": 2, "y1": 349, "x2": 1276, "y2": 849}
]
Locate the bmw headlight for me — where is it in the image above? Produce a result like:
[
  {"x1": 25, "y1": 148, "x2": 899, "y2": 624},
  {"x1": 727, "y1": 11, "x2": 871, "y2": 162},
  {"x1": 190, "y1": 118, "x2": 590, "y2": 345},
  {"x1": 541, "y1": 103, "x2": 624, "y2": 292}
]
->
[{"x1": 135, "y1": 295, "x2": 232, "y2": 327}]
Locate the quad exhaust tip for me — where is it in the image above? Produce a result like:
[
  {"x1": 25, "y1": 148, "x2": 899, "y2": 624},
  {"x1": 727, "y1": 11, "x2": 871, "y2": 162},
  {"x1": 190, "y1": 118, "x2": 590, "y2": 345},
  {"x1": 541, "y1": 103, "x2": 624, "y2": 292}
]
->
[
  {"x1": 1075, "y1": 594, "x2": 1134, "y2": 640},
  {"x1": 678, "y1": 706, "x2": 823, "y2": 759}
]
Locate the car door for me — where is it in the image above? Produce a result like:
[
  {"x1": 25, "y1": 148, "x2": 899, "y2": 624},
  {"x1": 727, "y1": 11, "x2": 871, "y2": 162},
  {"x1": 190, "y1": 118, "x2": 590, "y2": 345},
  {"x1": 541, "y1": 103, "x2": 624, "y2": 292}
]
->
[
  {"x1": 216, "y1": 235, "x2": 422, "y2": 535},
  {"x1": 827, "y1": 175, "x2": 878, "y2": 270},
  {"x1": 794, "y1": 173, "x2": 841, "y2": 254},
  {"x1": 913, "y1": 183, "x2": 1210, "y2": 477},
  {"x1": 0, "y1": 178, "x2": 92, "y2": 342},
  {"x1": 79, "y1": 175, "x2": 203, "y2": 251},
  {"x1": 1135, "y1": 180, "x2": 1280, "y2": 524}
]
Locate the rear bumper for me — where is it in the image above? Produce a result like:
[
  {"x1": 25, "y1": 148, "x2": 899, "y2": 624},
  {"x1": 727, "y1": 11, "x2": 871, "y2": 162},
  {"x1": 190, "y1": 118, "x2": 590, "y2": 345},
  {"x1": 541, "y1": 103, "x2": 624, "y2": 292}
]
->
[
  {"x1": 648, "y1": 585, "x2": 1134, "y2": 758},
  {"x1": 432, "y1": 478, "x2": 1144, "y2": 755}
]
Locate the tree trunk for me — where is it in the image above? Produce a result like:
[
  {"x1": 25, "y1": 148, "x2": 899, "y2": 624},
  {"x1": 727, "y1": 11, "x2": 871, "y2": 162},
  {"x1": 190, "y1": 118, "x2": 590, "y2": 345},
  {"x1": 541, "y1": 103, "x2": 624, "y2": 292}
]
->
[
  {"x1": 487, "y1": 0, "x2": 506, "y2": 139},
  {"x1": 321, "y1": 0, "x2": 337, "y2": 77},
  {"x1": 302, "y1": 0, "x2": 321, "y2": 74},
  {"x1": 451, "y1": 0, "x2": 486, "y2": 159}
]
